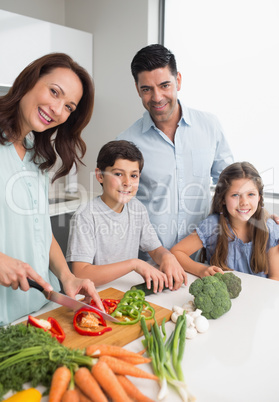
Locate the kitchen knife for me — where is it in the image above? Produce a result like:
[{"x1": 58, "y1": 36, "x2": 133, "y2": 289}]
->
[{"x1": 27, "y1": 278, "x2": 119, "y2": 323}]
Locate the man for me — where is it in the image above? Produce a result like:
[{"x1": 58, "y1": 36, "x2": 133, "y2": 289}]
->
[{"x1": 117, "y1": 44, "x2": 234, "y2": 252}]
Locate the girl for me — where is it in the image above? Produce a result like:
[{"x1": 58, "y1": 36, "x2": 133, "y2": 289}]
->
[
  {"x1": 171, "y1": 162, "x2": 279, "y2": 280},
  {"x1": 0, "y1": 53, "x2": 103, "y2": 326}
]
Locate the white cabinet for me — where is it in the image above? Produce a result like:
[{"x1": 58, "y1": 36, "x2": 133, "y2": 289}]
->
[{"x1": 0, "y1": 10, "x2": 93, "y2": 87}]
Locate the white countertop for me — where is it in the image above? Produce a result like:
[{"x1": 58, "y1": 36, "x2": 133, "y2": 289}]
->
[{"x1": 9, "y1": 271, "x2": 279, "y2": 402}]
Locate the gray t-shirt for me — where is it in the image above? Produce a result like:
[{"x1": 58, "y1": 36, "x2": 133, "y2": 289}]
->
[{"x1": 66, "y1": 196, "x2": 162, "y2": 265}]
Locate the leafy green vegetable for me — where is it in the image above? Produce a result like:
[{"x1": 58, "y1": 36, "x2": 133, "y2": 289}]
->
[
  {"x1": 214, "y1": 272, "x2": 242, "y2": 298},
  {"x1": 189, "y1": 275, "x2": 232, "y2": 319},
  {"x1": 0, "y1": 324, "x2": 93, "y2": 400}
]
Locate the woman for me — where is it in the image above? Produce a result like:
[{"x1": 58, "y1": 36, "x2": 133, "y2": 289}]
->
[{"x1": 0, "y1": 53, "x2": 103, "y2": 326}]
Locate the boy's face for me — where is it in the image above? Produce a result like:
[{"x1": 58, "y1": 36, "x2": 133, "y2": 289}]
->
[{"x1": 96, "y1": 158, "x2": 140, "y2": 213}]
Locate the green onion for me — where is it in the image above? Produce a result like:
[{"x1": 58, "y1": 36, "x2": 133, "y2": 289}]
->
[{"x1": 140, "y1": 315, "x2": 195, "y2": 402}]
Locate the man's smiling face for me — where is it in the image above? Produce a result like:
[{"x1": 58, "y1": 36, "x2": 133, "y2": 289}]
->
[{"x1": 135, "y1": 66, "x2": 181, "y2": 126}]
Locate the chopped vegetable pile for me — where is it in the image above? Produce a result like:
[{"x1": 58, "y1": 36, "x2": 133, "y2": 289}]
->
[{"x1": 111, "y1": 289, "x2": 155, "y2": 324}]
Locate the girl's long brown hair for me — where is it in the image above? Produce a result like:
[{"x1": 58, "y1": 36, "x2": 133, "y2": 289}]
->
[
  {"x1": 0, "y1": 53, "x2": 94, "y2": 181},
  {"x1": 201, "y1": 162, "x2": 269, "y2": 274}
]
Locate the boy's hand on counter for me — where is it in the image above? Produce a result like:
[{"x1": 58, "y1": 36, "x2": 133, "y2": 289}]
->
[{"x1": 133, "y1": 259, "x2": 168, "y2": 293}]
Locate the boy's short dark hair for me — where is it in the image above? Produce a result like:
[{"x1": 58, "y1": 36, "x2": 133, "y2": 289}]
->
[
  {"x1": 131, "y1": 44, "x2": 178, "y2": 83},
  {"x1": 97, "y1": 140, "x2": 144, "y2": 172}
]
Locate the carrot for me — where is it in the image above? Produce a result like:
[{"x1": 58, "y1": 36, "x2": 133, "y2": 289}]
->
[
  {"x1": 116, "y1": 375, "x2": 155, "y2": 402},
  {"x1": 75, "y1": 386, "x2": 92, "y2": 402},
  {"x1": 137, "y1": 348, "x2": 147, "y2": 355},
  {"x1": 48, "y1": 366, "x2": 71, "y2": 402},
  {"x1": 98, "y1": 355, "x2": 158, "y2": 380},
  {"x1": 118, "y1": 355, "x2": 152, "y2": 365},
  {"x1": 86, "y1": 344, "x2": 147, "y2": 360},
  {"x1": 91, "y1": 360, "x2": 131, "y2": 402},
  {"x1": 74, "y1": 367, "x2": 108, "y2": 402},
  {"x1": 61, "y1": 388, "x2": 80, "y2": 402}
]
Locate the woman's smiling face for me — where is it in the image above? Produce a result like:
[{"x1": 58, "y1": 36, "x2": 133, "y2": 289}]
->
[{"x1": 18, "y1": 67, "x2": 83, "y2": 137}]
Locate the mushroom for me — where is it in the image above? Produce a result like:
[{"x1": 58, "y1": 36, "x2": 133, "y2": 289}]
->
[{"x1": 194, "y1": 315, "x2": 209, "y2": 333}]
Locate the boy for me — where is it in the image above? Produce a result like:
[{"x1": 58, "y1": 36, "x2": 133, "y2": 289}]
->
[{"x1": 66, "y1": 140, "x2": 187, "y2": 292}]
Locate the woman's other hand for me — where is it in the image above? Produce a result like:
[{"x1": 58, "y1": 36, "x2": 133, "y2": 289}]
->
[{"x1": 61, "y1": 274, "x2": 104, "y2": 311}]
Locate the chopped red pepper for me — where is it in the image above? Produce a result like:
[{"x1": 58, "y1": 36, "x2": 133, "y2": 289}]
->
[
  {"x1": 73, "y1": 307, "x2": 112, "y2": 336},
  {"x1": 27, "y1": 315, "x2": 66, "y2": 343},
  {"x1": 90, "y1": 298, "x2": 120, "y2": 315}
]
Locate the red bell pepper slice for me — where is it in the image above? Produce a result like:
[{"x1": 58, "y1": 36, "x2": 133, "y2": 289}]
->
[
  {"x1": 73, "y1": 307, "x2": 112, "y2": 336},
  {"x1": 90, "y1": 298, "x2": 120, "y2": 315},
  {"x1": 27, "y1": 315, "x2": 65, "y2": 343}
]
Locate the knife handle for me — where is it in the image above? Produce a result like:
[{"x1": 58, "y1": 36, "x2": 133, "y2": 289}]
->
[{"x1": 27, "y1": 278, "x2": 44, "y2": 292}]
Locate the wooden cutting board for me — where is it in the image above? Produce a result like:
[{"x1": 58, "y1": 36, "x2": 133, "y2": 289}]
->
[{"x1": 24, "y1": 288, "x2": 172, "y2": 349}]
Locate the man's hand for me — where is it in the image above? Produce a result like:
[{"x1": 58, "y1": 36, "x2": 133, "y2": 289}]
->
[{"x1": 158, "y1": 252, "x2": 188, "y2": 290}]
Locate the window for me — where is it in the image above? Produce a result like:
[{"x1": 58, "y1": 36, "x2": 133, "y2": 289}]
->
[{"x1": 163, "y1": 0, "x2": 279, "y2": 197}]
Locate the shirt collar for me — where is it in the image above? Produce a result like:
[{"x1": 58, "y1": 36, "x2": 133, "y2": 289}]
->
[
  {"x1": 179, "y1": 100, "x2": 192, "y2": 126},
  {"x1": 142, "y1": 99, "x2": 192, "y2": 133}
]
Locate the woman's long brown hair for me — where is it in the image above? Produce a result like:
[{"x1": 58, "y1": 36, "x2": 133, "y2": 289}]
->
[
  {"x1": 0, "y1": 53, "x2": 94, "y2": 181},
  {"x1": 201, "y1": 162, "x2": 269, "y2": 274}
]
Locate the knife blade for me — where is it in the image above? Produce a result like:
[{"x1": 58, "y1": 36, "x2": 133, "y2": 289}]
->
[{"x1": 27, "y1": 278, "x2": 119, "y2": 323}]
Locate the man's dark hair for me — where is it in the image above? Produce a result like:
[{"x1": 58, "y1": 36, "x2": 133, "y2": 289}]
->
[
  {"x1": 131, "y1": 44, "x2": 177, "y2": 83},
  {"x1": 97, "y1": 140, "x2": 144, "y2": 172}
]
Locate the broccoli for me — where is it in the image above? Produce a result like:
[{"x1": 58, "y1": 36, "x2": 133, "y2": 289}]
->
[
  {"x1": 214, "y1": 272, "x2": 242, "y2": 299},
  {"x1": 189, "y1": 276, "x2": 232, "y2": 319}
]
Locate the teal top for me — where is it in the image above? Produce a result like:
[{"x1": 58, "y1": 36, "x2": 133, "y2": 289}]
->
[{"x1": 0, "y1": 139, "x2": 60, "y2": 326}]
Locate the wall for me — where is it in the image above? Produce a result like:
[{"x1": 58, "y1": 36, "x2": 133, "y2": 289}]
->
[
  {"x1": 0, "y1": 0, "x2": 65, "y2": 24},
  {"x1": 65, "y1": 0, "x2": 159, "y2": 195},
  {"x1": 0, "y1": 0, "x2": 159, "y2": 196}
]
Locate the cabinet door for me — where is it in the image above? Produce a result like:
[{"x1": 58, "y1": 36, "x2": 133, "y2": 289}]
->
[{"x1": 0, "y1": 9, "x2": 92, "y2": 86}]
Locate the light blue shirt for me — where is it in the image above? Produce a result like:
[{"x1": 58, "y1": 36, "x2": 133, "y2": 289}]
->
[
  {"x1": 196, "y1": 214, "x2": 279, "y2": 278},
  {"x1": 0, "y1": 140, "x2": 59, "y2": 326},
  {"x1": 117, "y1": 101, "x2": 233, "y2": 250}
]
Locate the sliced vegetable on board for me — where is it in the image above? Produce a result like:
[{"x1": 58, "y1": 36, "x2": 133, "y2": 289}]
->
[
  {"x1": 73, "y1": 307, "x2": 112, "y2": 336},
  {"x1": 27, "y1": 315, "x2": 65, "y2": 343},
  {"x1": 90, "y1": 298, "x2": 120, "y2": 314},
  {"x1": 111, "y1": 289, "x2": 155, "y2": 324}
]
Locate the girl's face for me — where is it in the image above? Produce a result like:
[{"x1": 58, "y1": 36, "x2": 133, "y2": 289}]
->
[
  {"x1": 224, "y1": 178, "x2": 260, "y2": 226},
  {"x1": 96, "y1": 158, "x2": 140, "y2": 213},
  {"x1": 19, "y1": 67, "x2": 83, "y2": 137}
]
